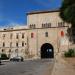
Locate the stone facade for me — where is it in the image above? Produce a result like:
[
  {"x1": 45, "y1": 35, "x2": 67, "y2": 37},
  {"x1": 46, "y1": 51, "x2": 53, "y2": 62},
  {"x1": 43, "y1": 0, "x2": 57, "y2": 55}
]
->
[{"x1": 0, "y1": 10, "x2": 70, "y2": 59}]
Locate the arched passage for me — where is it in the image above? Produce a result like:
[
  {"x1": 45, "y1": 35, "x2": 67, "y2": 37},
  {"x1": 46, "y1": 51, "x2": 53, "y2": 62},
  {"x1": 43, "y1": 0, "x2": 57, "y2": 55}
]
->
[{"x1": 41, "y1": 43, "x2": 54, "y2": 58}]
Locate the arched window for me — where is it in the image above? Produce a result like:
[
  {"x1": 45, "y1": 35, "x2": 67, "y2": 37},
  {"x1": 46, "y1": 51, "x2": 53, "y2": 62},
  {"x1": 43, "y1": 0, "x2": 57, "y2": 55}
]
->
[{"x1": 45, "y1": 32, "x2": 48, "y2": 37}]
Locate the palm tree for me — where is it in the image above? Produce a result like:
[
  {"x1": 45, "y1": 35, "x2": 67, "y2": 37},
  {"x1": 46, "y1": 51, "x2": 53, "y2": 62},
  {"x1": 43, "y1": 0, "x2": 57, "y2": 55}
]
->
[{"x1": 60, "y1": 0, "x2": 75, "y2": 43}]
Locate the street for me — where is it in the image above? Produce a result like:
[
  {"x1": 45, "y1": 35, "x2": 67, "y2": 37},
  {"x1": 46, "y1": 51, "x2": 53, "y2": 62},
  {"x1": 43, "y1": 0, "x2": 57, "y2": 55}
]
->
[{"x1": 0, "y1": 59, "x2": 54, "y2": 75}]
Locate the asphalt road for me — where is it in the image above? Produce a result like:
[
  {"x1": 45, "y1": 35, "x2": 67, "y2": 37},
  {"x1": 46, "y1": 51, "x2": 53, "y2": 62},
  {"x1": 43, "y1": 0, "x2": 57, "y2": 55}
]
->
[{"x1": 0, "y1": 59, "x2": 54, "y2": 75}]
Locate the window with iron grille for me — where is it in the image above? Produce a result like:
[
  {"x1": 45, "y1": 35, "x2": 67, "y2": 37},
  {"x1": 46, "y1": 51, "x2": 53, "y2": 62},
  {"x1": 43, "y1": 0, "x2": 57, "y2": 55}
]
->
[{"x1": 45, "y1": 32, "x2": 48, "y2": 37}]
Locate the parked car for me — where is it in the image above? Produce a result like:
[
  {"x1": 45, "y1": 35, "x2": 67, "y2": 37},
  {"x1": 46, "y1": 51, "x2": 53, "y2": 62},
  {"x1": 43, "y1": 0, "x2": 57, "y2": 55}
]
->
[
  {"x1": 10, "y1": 56, "x2": 24, "y2": 62},
  {"x1": 0, "y1": 60, "x2": 1, "y2": 65}
]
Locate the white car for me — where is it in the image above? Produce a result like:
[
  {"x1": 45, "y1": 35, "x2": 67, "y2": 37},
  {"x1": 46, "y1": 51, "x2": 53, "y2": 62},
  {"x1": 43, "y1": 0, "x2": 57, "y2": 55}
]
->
[{"x1": 10, "y1": 56, "x2": 24, "y2": 62}]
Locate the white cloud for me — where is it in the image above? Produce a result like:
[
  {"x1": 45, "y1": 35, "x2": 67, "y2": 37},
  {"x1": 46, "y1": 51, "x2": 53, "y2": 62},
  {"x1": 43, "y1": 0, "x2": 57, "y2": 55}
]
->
[
  {"x1": 7, "y1": 22, "x2": 25, "y2": 27},
  {"x1": 0, "y1": 22, "x2": 25, "y2": 29}
]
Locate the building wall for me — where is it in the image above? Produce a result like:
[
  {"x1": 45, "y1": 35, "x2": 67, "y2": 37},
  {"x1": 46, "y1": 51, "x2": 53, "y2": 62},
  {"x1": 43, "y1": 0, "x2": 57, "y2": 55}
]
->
[
  {"x1": 0, "y1": 29, "x2": 28, "y2": 58},
  {"x1": 0, "y1": 10, "x2": 70, "y2": 59},
  {"x1": 27, "y1": 11, "x2": 68, "y2": 28},
  {"x1": 27, "y1": 11, "x2": 69, "y2": 58}
]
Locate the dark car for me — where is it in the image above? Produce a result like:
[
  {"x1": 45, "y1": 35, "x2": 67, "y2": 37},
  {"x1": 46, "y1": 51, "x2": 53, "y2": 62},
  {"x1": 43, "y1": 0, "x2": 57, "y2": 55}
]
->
[
  {"x1": 10, "y1": 56, "x2": 24, "y2": 62},
  {"x1": 0, "y1": 60, "x2": 1, "y2": 65}
]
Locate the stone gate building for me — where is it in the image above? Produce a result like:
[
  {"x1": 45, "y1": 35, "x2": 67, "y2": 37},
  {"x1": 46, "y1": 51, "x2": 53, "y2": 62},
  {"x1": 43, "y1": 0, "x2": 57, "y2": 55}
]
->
[{"x1": 0, "y1": 10, "x2": 70, "y2": 59}]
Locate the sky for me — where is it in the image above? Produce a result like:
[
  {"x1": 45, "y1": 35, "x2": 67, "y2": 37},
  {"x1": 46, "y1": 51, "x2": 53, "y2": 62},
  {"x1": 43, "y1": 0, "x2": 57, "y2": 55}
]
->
[{"x1": 0, "y1": 0, "x2": 62, "y2": 27}]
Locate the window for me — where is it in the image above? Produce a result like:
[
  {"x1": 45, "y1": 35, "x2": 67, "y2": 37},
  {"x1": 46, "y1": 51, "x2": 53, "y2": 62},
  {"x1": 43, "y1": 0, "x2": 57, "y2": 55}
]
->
[
  {"x1": 25, "y1": 43, "x2": 26, "y2": 45},
  {"x1": 58, "y1": 22, "x2": 65, "y2": 27},
  {"x1": 3, "y1": 34, "x2": 6, "y2": 39},
  {"x1": 16, "y1": 42, "x2": 18, "y2": 47},
  {"x1": 10, "y1": 42, "x2": 12, "y2": 47},
  {"x1": 42, "y1": 24, "x2": 45, "y2": 28},
  {"x1": 22, "y1": 33, "x2": 24, "y2": 38},
  {"x1": 33, "y1": 24, "x2": 36, "y2": 28},
  {"x1": 16, "y1": 34, "x2": 19, "y2": 39},
  {"x1": 10, "y1": 33, "x2": 13, "y2": 39},
  {"x1": 45, "y1": 32, "x2": 48, "y2": 37},
  {"x1": 3, "y1": 42, "x2": 5, "y2": 47},
  {"x1": 30, "y1": 24, "x2": 36, "y2": 28},
  {"x1": 9, "y1": 49, "x2": 11, "y2": 53},
  {"x1": 42, "y1": 23, "x2": 51, "y2": 28},
  {"x1": 30, "y1": 25, "x2": 32, "y2": 28},
  {"x1": 48, "y1": 23, "x2": 51, "y2": 28},
  {"x1": 22, "y1": 42, "x2": 24, "y2": 47},
  {"x1": 2, "y1": 49, "x2": 4, "y2": 52},
  {"x1": 31, "y1": 33, "x2": 34, "y2": 38}
]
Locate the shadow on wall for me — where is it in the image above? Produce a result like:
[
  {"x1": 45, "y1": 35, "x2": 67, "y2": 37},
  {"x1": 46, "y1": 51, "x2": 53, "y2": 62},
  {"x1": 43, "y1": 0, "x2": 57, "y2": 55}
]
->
[{"x1": 67, "y1": 28, "x2": 75, "y2": 44}]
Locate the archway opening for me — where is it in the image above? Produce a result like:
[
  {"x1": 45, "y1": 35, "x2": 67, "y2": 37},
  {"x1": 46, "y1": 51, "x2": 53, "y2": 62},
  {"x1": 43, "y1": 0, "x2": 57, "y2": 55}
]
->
[{"x1": 41, "y1": 43, "x2": 54, "y2": 58}]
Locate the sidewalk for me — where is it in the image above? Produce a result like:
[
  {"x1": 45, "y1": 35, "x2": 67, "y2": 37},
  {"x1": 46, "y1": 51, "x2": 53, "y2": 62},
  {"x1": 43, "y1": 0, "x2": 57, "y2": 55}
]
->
[
  {"x1": 51, "y1": 53, "x2": 75, "y2": 75},
  {"x1": 1, "y1": 60, "x2": 10, "y2": 62}
]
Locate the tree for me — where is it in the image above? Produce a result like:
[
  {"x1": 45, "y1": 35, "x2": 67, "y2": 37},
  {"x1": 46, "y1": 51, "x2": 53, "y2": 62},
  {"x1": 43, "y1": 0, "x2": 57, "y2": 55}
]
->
[
  {"x1": 60, "y1": 0, "x2": 75, "y2": 43},
  {"x1": 0, "y1": 54, "x2": 9, "y2": 60}
]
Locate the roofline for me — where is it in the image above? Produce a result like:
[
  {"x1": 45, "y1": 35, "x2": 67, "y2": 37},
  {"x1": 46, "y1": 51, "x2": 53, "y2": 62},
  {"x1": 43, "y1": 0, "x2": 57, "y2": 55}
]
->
[{"x1": 26, "y1": 9, "x2": 60, "y2": 15}]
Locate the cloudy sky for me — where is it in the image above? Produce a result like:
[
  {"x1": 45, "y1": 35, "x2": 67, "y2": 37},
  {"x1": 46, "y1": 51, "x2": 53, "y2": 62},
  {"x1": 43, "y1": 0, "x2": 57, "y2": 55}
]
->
[{"x1": 0, "y1": 0, "x2": 62, "y2": 27}]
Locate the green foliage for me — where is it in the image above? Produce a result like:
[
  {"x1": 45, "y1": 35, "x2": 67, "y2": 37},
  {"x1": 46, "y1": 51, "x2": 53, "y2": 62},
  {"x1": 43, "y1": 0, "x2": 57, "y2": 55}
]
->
[
  {"x1": 60, "y1": 0, "x2": 75, "y2": 43},
  {"x1": 0, "y1": 54, "x2": 9, "y2": 60},
  {"x1": 60, "y1": 0, "x2": 75, "y2": 23},
  {"x1": 64, "y1": 49, "x2": 75, "y2": 57}
]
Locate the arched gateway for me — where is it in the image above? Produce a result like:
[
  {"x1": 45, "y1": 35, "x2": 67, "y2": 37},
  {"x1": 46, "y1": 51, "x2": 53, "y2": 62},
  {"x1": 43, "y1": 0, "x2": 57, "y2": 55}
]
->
[{"x1": 41, "y1": 43, "x2": 54, "y2": 58}]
